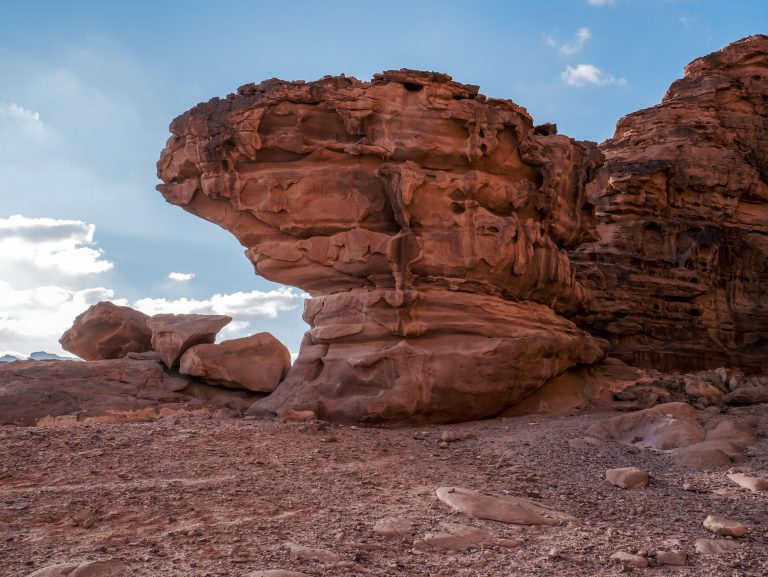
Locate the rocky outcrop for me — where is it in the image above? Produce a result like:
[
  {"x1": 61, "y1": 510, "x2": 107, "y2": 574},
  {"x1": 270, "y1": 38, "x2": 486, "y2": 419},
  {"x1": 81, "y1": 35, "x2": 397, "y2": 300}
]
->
[
  {"x1": 0, "y1": 358, "x2": 257, "y2": 426},
  {"x1": 180, "y1": 332, "x2": 291, "y2": 392},
  {"x1": 147, "y1": 313, "x2": 232, "y2": 368},
  {"x1": 59, "y1": 301, "x2": 152, "y2": 360},
  {"x1": 157, "y1": 69, "x2": 605, "y2": 423},
  {"x1": 571, "y1": 35, "x2": 768, "y2": 373}
]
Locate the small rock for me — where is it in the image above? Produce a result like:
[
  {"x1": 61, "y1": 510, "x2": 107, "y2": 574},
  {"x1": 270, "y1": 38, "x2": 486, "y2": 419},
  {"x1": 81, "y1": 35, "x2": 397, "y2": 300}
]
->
[
  {"x1": 610, "y1": 551, "x2": 648, "y2": 568},
  {"x1": 694, "y1": 538, "x2": 741, "y2": 555},
  {"x1": 373, "y1": 517, "x2": 413, "y2": 539},
  {"x1": 284, "y1": 542, "x2": 341, "y2": 563},
  {"x1": 547, "y1": 548, "x2": 563, "y2": 559},
  {"x1": 247, "y1": 571, "x2": 313, "y2": 577},
  {"x1": 6, "y1": 502, "x2": 28, "y2": 510},
  {"x1": 495, "y1": 538, "x2": 522, "y2": 549},
  {"x1": 441, "y1": 430, "x2": 460, "y2": 443},
  {"x1": 279, "y1": 409, "x2": 317, "y2": 423},
  {"x1": 727, "y1": 472, "x2": 768, "y2": 493},
  {"x1": 605, "y1": 467, "x2": 649, "y2": 489},
  {"x1": 655, "y1": 550, "x2": 686, "y2": 566},
  {"x1": 703, "y1": 515, "x2": 747, "y2": 538},
  {"x1": 435, "y1": 486, "x2": 574, "y2": 525},
  {"x1": 724, "y1": 387, "x2": 768, "y2": 405}
]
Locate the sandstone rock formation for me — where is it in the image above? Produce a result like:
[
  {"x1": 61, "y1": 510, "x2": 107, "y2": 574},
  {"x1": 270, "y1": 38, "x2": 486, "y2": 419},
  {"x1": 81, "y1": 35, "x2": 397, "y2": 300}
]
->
[
  {"x1": 59, "y1": 301, "x2": 152, "y2": 361},
  {"x1": 0, "y1": 357, "x2": 256, "y2": 426},
  {"x1": 180, "y1": 332, "x2": 291, "y2": 392},
  {"x1": 147, "y1": 313, "x2": 232, "y2": 368},
  {"x1": 571, "y1": 35, "x2": 768, "y2": 373},
  {"x1": 157, "y1": 69, "x2": 605, "y2": 423}
]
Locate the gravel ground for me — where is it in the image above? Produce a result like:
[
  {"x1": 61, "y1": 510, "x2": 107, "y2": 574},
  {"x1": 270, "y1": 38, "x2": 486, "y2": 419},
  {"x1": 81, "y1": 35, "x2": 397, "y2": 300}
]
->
[{"x1": 1, "y1": 404, "x2": 766, "y2": 577}]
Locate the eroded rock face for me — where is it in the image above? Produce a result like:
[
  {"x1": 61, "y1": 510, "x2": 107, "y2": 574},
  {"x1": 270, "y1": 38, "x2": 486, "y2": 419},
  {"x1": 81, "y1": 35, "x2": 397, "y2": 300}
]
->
[
  {"x1": 59, "y1": 301, "x2": 152, "y2": 361},
  {"x1": 180, "y1": 332, "x2": 291, "y2": 392},
  {"x1": 147, "y1": 313, "x2": 232, "y2": 369},
  {"x1": 572, "y1": 35, "x2": 768, "y2": 373},
  {"x1": 0, "y1": 358, "x2": 257, "y2": 426},
  {"x1": 157, "y1": 69, "x2": 605, "y2": 422}
]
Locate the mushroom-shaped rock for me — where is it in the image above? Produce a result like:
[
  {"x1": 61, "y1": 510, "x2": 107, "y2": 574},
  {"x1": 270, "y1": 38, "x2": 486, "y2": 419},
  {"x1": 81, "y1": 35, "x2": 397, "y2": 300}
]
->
[
  {"x1": 147, "y1": 313, "x2": 231, "y2": 368},
  {"x1": 157, "y1": 69, "x2": 605, "y2": 423},
  {"x1": 180, "y1": 332, "x2": 291, "y2": 392},
  {"x1": 59, "y1": 301, "x2": 152, "y2": 360},
  {"x1": 435, "y1": 486, "x2": 574, "y2": 525}
]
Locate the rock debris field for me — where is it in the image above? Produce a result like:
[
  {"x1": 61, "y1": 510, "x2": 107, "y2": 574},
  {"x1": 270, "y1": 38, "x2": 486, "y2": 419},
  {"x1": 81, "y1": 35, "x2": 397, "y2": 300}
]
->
[{"x1": 2, "y1": 405, "x2": 766, "y2": 577}]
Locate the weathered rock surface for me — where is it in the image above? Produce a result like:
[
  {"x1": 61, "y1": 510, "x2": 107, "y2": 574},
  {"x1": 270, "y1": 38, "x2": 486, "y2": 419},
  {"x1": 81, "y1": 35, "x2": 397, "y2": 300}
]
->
[
  {"x1": 571, "y1": 35, "x2": 768, "y2": 373},
  {"x1": 26, "y1": 560, "x2": 130, "y2": 577},
  {"x1": 694, "y1": 538, "x2": 742, "y2": 555},
  {"x1": 157, "y1": 69, "x2": 605, "y2": 422},
  {"x1": 727, "y1": 471, "x2": 768, "y2": 492},
  {"x1": 147, "y1": 313, "x2": 232, "y2": 369},
  {"x1": 605, "y1": 467, "x2": 649, "y2": 489},
  {"x1": 180, "y1": 332, "x2": 291, "y2": 392},
  {"x1": 435, "y1": 486, "x2": 574, "y2": 525},
  {"x1": 0, "y1": 358, "x2": 257, "y2": 426},
  {"x1": 59, "y1": 301, "x2": 152, "y2": 361},
  {"x1": 703, "y1": 514, "x2": 748, "y2": 537}
]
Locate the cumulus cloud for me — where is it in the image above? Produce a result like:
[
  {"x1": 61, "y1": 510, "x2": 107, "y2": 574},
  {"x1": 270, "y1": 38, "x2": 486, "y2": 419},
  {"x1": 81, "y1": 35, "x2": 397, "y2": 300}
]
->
[
  {"x1": 559, "y1": 27, "x2": 591, "y2": 55},
  {"x1": 0, "y1": 102, "x2": 41, "y2": 123},
  {"x1": 168, "y1": 272, "x2": 195, "y2": 282},
  {"x1": 0, "y1": 215, "x2": 113, "y2": 288},
  {"x1": 133, "y1": 287, "x2": 306, "y2": 320},
  {"x1": 561, "y1": 64, "x2": 627, "y2": 87},
  {"x1": 587, "y1": 0, "x2": 615, "y2": 6}
]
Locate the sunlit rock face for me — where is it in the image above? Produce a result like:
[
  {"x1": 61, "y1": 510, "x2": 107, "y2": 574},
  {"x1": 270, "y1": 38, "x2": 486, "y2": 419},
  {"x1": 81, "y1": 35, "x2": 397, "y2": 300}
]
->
[
  {"x1": 157, "y1": 69, "x2": 605, "y2": 423},
  {"x1": 571, "y1": 35, "x2": 768, "y2": 373}
]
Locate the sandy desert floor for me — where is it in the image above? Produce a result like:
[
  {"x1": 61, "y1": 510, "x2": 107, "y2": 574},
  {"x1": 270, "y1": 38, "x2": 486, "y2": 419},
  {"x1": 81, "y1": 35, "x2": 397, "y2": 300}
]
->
[{"x1": 1, "y1": 405, "x2": 766, "y2": 577}]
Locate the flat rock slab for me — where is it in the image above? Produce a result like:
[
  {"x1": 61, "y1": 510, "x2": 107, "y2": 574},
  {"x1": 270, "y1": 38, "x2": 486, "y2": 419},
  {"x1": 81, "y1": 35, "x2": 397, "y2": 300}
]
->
[
  {"x1": 610, "y1": 551, "x2": 648, "y2": 568},
  {"x1": 703, "y1": 515, "x2": 748, "y2": 537},
  {"x1": 27, "y1": 561, "x2": 131, "y2": 577},
  {"x1": 372, "y1": 517, "x2": 414, "y2": 539},
  {"x1": 284, "y1": 542, "x2": 341, "y2": 563},
  {"x1": 727, "y1": 472, "x2": 768, "y2": 492},
  {"x1": 147, "y1": 313, "x2": 231, "y2": 368},
  {"x1": 435, "y1": 486, "x2": 574, "y2": 525},
  {"x1": 694, "y1": 538, "x2": 742, "y2": 555}
]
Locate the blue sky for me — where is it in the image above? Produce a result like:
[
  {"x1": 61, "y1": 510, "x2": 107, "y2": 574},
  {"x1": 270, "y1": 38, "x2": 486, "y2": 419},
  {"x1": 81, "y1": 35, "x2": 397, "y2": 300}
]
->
[{"x1": 0, "y1": 0, "x2": 765, "y2": 357}]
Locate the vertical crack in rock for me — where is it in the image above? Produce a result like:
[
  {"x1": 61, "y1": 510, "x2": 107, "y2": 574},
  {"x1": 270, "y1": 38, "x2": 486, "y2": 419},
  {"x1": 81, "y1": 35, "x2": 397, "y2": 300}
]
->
[
  {"x1": 157, "y1": 69, "x2": 605, "y2": 423},
  {"x1": 571, "y1": 35, "x2": 768, "y2": 373}
]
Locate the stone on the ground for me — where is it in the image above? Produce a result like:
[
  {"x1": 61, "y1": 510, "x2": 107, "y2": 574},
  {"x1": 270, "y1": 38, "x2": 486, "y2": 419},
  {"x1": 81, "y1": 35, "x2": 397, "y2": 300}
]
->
[
  {"x1": 605, "y1": 467, "x2": 649, "y2": 489},
  {"x1": 26, "y1": 564, "x2": 80, "y2": 577},
  {"x1": 284, "y1": 542, "x2": 341, "y2": 563},
  {"x1": 435, "y1": 486, "x2": 574, "y2": 525},
  {"x1": 694, "y1": 538, "x2": 741, "y2": 555},
  {"x1": 703, "y1": 515, "x2": 747, "y2": 537},
  {"x1": 147, "y1": 313, "x2": 232, "y2": 368},
  {"x1": 417, "y1": 522, "x2": 493, "y2": 550},
  {"x1": 610, "y1": 551, "x2": 648, "y2": 568},
  {"x1": 373, "y1": 517, "x2": 414, "y2": 539},
  {"x1": 724, "y1": 387, "x2": 768, "y2": 405},
  {"x1": 727, "y1": 472, "x2": 768, "y2": 493},
  {"x1": 672, "y1": 444, "x2": 734, "y2": 470},
  {"x1": 59, "y1": 301, "x2": 152, "y2": 361},
  {"x1": 654, "y1": 550, "x2": 686, "y2": 566},
  {"x1": 180, "y1": 332, "x2": 291, "y2": 392}
]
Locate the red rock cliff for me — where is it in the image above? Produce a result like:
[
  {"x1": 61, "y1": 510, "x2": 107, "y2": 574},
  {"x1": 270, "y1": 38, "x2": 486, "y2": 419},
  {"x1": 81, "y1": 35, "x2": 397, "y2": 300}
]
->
[
  {"x1": 572, "y1": 35, "x2": 768, "y2": 373},
  {"x1": 157, "y1": 70, "x2": 605, "y2": 422}
]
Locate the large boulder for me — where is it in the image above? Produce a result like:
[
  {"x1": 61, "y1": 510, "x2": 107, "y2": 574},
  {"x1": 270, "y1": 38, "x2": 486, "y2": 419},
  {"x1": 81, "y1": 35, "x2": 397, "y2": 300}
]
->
[
  {"x1": 0, "y1": 358, "x2": 257, "y2": 426},
  {"x1": 571, "y1": 35, "x2": 768, "y2": 373},
  {"x1": 59, "y1": 301, "x2": 152, "y2": 360},
  {"x1": 147, "y1": 313, "x2": 232, "y2": 368},
  {"x1": 180, "y1": 332, "x2": 291, "y2": 392},
  {"x1": 157, "y1": 69, "x2": 605, "y2": 423}
]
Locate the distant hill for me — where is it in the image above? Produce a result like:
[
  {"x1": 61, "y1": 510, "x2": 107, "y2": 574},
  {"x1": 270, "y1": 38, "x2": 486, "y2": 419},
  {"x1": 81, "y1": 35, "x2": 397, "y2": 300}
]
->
[{"x1": 0, "y1": 352, "x2": 78, "y2": 362}]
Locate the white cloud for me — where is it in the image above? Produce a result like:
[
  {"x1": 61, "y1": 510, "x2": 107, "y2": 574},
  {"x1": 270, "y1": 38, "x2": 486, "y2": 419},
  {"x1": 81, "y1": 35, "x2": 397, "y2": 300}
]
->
[
  {"x1": 587, "y1": 0, "x2": 615, "y2": 6},
  {"x1": 133, "y1": 287, "x2": 306, "y2": 319},
  {"x1": 561, "y1": 64, "x2": 627, "y2": 87},
  {"x1": 0, "y1": 102, "x2": 41, "y2": 123},
  {"x1": 0, "y1": 215, "x2": 113, "y2": 289},
  {"x1": 559, "y1": 27, "x2": 591, "y2": 55},
  {"x1": 168, "y1": 272, "x2": 195, "y2": 282}
]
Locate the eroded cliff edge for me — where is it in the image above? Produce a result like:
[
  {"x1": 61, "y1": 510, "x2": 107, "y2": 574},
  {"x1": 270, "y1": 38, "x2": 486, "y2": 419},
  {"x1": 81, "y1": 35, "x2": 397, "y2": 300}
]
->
[
  {"x1": 157, "y1": 69, "x2": 605, "y2": 423},
  {"x1": 572, "y1": 34, "x2": 768, "y2": 373}
]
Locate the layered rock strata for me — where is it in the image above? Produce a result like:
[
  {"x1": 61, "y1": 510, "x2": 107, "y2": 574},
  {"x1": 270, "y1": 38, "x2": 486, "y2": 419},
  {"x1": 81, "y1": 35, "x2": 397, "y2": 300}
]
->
[
  {"x1": 571, "y1": 35, "x2": 768, "y2": 372},
  {"x1": 157, "y1": 69, "x2": 605, "y2": 422}
]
